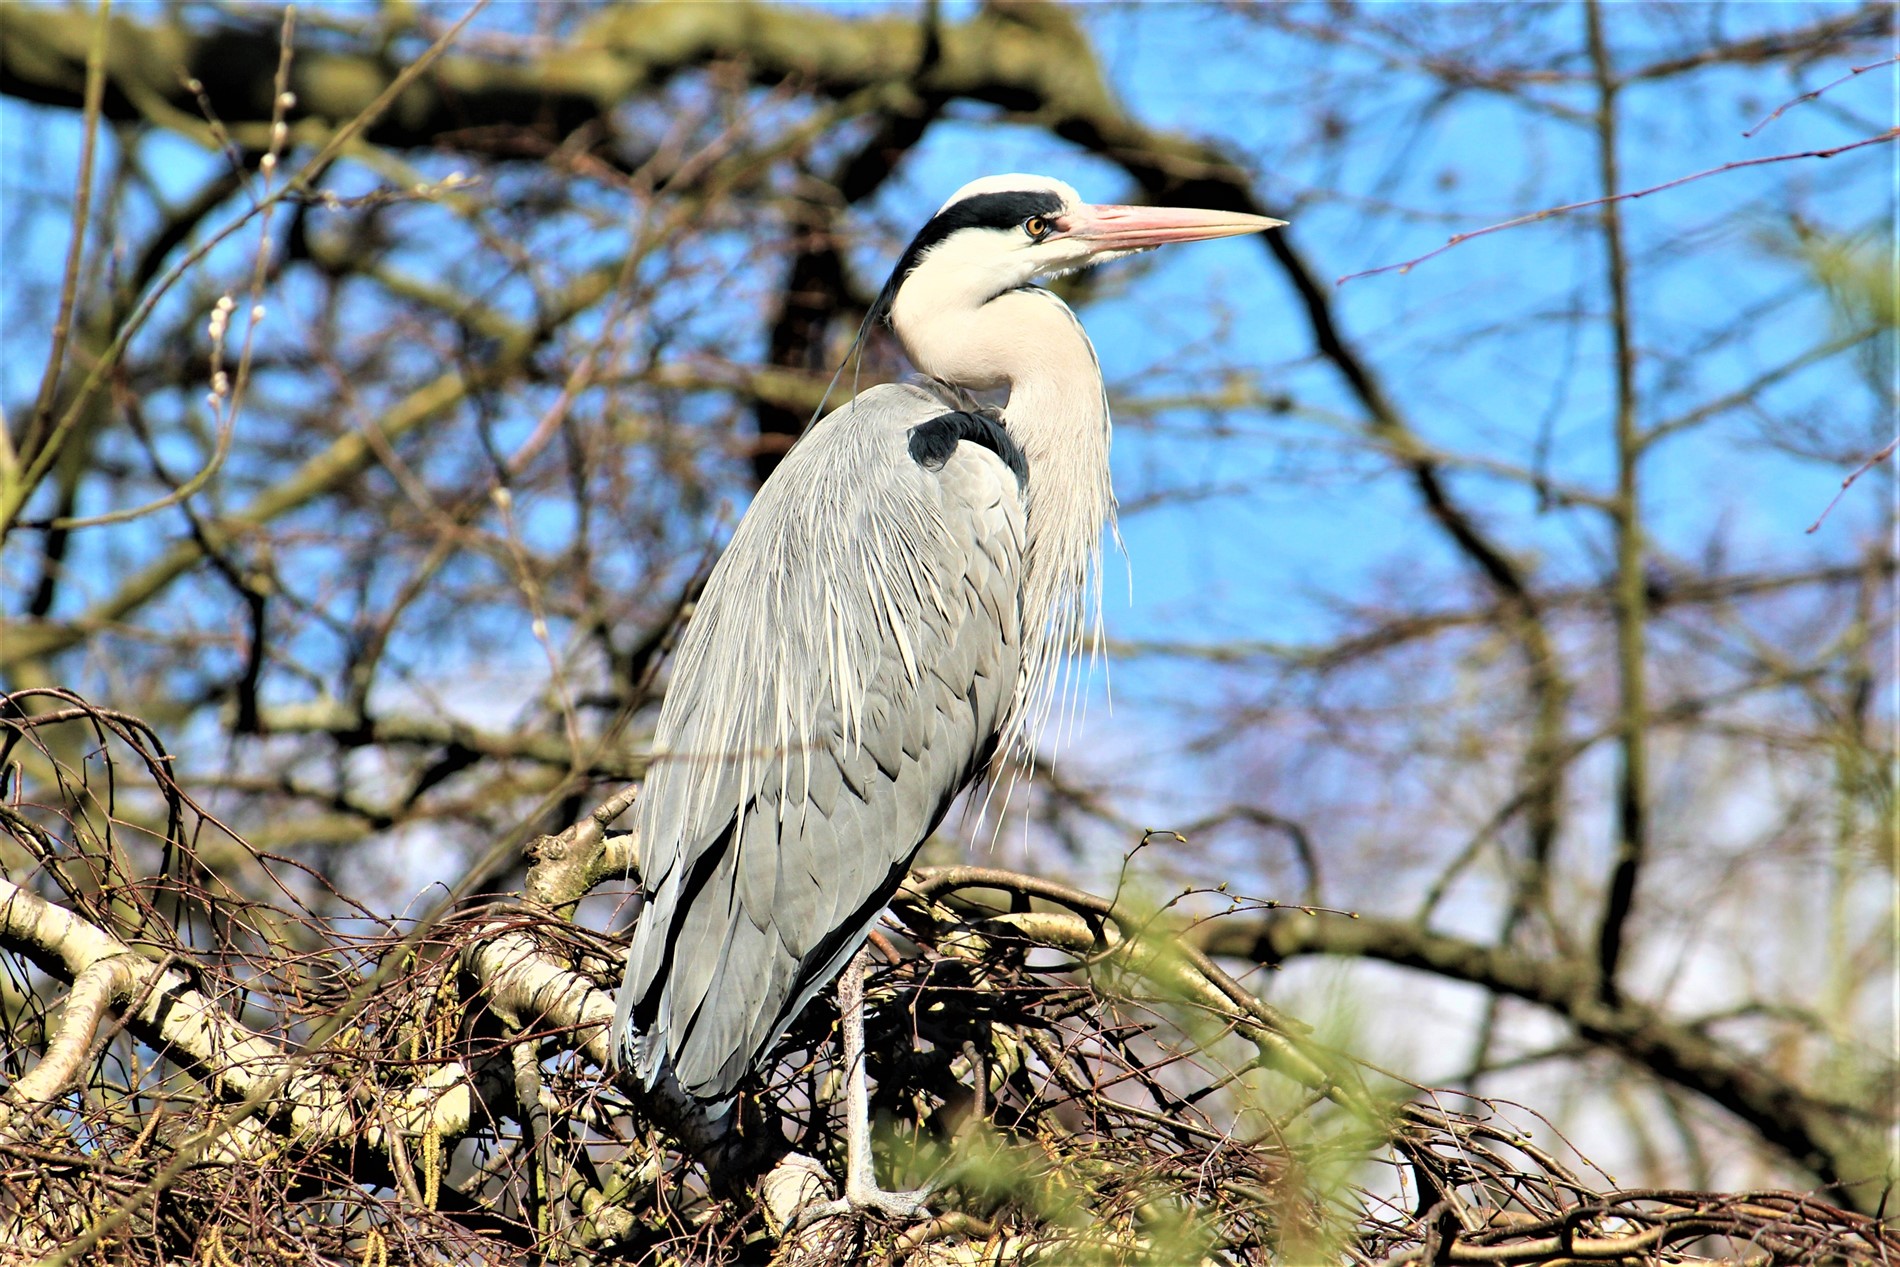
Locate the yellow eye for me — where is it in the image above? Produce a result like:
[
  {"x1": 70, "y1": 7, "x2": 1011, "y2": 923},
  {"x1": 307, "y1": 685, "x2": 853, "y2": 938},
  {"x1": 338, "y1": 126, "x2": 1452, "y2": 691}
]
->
[{"x1": 1024, "y1": 216, "x2": 1050, "y2": 241}]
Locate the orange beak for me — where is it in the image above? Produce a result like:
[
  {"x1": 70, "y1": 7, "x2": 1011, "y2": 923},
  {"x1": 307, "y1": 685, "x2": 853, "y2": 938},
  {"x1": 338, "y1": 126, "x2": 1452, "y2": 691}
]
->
[{"x1": 1068, "y1": 203, "x2": 1285, "y2": 251}]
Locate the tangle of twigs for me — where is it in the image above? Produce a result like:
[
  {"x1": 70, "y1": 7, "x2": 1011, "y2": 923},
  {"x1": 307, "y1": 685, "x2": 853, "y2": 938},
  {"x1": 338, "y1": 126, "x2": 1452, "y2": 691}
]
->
[{"x1": 0, "y1": 692, "x2": 1891, "y2": 1265}]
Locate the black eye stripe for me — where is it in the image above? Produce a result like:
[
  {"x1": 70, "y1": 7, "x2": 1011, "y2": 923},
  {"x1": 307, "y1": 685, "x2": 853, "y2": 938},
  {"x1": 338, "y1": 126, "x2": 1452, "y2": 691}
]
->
[
  {"x1": 873, "y1": 189, "x2": 1068, "y2": 325},
  {"x1": 935, "y1": 191, "x2": 1066, "y2": 234}
]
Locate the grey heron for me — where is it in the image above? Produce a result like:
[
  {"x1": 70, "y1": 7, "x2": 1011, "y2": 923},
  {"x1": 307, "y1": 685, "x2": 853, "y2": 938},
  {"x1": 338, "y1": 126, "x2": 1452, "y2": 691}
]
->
[{"x1": 613, "y1": 174, "x2": 1282, "y2": 1215}]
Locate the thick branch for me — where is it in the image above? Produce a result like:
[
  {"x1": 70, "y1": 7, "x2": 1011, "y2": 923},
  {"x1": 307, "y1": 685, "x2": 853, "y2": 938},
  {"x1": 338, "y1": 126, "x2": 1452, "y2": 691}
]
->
[
  {"x1": 523, "y1": 783, "x2": 640, "y2": 913},
  {"x1": 752, "y1": 91, "x2": 944, "y2": 484},
  {"x1": 1192, "y1": 911, "x2": 1875, "y2": 1209},
  {"x1": 0, "y1": 874, "x2": 469, "y2": 1156},
  {"x1": 258, "y1": 699, "x2": 646, "y2": 780},
  {"x1": 2, "y1": 954, "x2": 129, "y2": 1118},
  {"x1": 0, "y1": 5, "x2": 1114, "y2": 151},
  {"x1": 1586, "y1": 0, "x2": 1650, "y2": 1008}
]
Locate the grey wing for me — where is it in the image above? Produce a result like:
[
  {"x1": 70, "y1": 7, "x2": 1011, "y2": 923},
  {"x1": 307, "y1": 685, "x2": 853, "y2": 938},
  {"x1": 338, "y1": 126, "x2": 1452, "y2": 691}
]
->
[{"x1": 613, "y1": 383, "x2": 1027, "y2": 1110}]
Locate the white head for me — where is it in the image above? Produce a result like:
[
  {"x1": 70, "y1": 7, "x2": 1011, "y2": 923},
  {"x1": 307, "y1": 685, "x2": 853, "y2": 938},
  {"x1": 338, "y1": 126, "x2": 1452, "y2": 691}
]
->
[
  {"x1": 874, "y1": 173, "x2": 1285, "y2": 366},
  {"x1": 866, "y1": 176, "x2": 1284, "y2": 754}
]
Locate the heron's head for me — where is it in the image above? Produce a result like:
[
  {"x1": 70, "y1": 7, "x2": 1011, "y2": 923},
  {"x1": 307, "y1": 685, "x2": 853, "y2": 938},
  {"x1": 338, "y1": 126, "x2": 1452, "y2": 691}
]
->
[{"x1": 874, "y1": 174, "x2": 1284, "y2": 336}]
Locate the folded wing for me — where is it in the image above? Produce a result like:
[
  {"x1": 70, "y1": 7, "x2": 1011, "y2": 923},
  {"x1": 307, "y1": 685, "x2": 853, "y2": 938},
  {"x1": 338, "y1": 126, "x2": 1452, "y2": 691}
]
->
[{"x1": 614, "y1": 383, "x2": 1028, "y2": 1111}]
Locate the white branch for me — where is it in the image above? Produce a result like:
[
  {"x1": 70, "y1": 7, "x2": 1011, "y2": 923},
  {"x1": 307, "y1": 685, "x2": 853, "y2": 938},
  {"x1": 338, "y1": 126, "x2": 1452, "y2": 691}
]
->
[
  {"x1": 0, "y1": 877, "x2": 478, "y2": 1155},
  {"x1": 463, "y1": 927, "x2": 617, "y2": 1065},
  {"x1": 3, "y1": 954, "x2": 133, "y2": 1118}
]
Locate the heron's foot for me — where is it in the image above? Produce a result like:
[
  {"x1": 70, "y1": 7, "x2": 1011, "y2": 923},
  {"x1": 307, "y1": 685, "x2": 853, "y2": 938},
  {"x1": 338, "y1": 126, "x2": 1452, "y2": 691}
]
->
[
  {"x1": 847, "y1": 1176, "x2": 932, "y2": 1221},
  {"x1": 793, "y1": 1180, "x2": 932, "y2": 1229}
]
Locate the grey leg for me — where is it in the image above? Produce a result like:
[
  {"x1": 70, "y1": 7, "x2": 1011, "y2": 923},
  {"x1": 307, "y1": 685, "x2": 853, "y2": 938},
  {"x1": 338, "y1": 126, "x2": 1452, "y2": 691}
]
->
[{"x1": 797, "y1": 944, "x2": 930, "y2": 1225}]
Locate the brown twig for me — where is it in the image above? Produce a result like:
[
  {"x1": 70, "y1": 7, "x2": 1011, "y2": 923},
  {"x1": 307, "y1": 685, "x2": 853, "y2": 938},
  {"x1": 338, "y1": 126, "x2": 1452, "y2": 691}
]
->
[
  {"x1": 1337, "y1": 128, "x2": 1900, "y2": 286},
  {"x1": 1806, "y1": 437, "x2": 1898, "y2": 534},
  {"x1": 1745, "y1": 55, "x2": 1900, "y2": 138}
]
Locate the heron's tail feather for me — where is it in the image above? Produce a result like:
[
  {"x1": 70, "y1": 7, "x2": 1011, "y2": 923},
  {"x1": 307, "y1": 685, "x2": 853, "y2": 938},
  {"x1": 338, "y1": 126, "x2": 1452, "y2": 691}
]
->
[{"x1": 611, "y1": 989, "x2": 741, "y2": 1138}]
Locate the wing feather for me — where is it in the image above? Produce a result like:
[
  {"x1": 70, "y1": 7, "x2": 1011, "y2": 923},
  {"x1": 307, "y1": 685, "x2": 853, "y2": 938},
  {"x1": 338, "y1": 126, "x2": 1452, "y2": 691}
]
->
[{"x1": 614, "y1": 383, "x2": 1027, "y2": 1109}]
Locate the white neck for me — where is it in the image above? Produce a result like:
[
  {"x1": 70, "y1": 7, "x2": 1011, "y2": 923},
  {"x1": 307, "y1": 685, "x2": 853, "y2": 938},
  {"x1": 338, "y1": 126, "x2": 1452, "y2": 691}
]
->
[{"x1": 890, "y1": 284, "x2": 1116, "y2": 752}]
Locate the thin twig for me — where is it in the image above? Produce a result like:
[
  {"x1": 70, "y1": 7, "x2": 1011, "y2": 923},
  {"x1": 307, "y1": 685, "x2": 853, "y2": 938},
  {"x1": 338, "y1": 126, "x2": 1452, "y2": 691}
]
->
[
  {"x1": 1806, "y1": 438, "x2": 1898, "y2": 534},
  {"x1": 1745, "y1": 55, "x2": 1900, "y2": 137},
  {"x1": 11, "y1": 0, "x2": 112, "y2": 481},
  {"x1": 1338, "y1": 127, "x2": 1900, "y2": 286},
  {"x1": 45, "y1": 10, "x2": 301, "y2": 534}
]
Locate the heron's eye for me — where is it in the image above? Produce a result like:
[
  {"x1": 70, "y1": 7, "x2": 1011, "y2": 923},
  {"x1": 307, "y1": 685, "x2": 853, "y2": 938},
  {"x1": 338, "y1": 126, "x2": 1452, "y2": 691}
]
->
[{"x1": 1023, "y1": 216, "x2": 1051, "y2": 241}]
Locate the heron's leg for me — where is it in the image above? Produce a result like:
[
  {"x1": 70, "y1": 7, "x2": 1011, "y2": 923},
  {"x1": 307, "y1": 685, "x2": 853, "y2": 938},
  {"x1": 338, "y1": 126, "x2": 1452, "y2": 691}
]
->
[{"x1": 800, "y1": 944, "x2": 930, "y2": 1224}]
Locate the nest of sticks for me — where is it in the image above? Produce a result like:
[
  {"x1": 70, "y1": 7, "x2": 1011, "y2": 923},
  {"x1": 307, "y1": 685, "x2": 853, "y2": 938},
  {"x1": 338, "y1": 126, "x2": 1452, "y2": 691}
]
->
[{"x1": 0, "y1": 691, "x2": 1892, "y2": 1264}]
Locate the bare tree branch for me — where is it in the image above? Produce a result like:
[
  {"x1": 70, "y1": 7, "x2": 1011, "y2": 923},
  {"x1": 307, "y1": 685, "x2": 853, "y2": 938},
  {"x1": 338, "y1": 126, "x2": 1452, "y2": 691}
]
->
[{"x1": 1191, "y1": 910, "x2": 1878, "y2": 1205}]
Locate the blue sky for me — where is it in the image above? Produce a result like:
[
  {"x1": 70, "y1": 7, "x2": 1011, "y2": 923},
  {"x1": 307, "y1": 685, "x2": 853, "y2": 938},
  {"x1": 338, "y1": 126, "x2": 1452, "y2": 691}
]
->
[
  {"x1": 863, "y1": 6, "x2": 1891, "y2": 653},
  {"x1": 1, "y1": 1, "x2": 1891, "y2": 1196},
  {"x1": 3, "y1": 1, "x2": 1890, "y2": 825}
]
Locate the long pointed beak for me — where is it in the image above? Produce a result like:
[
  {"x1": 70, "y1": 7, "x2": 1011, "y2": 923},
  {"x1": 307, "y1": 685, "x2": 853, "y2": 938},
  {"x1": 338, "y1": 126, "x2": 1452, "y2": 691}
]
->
[{"x1": 1069, "y1": 203, "x2": 1286, "y2": 252}]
